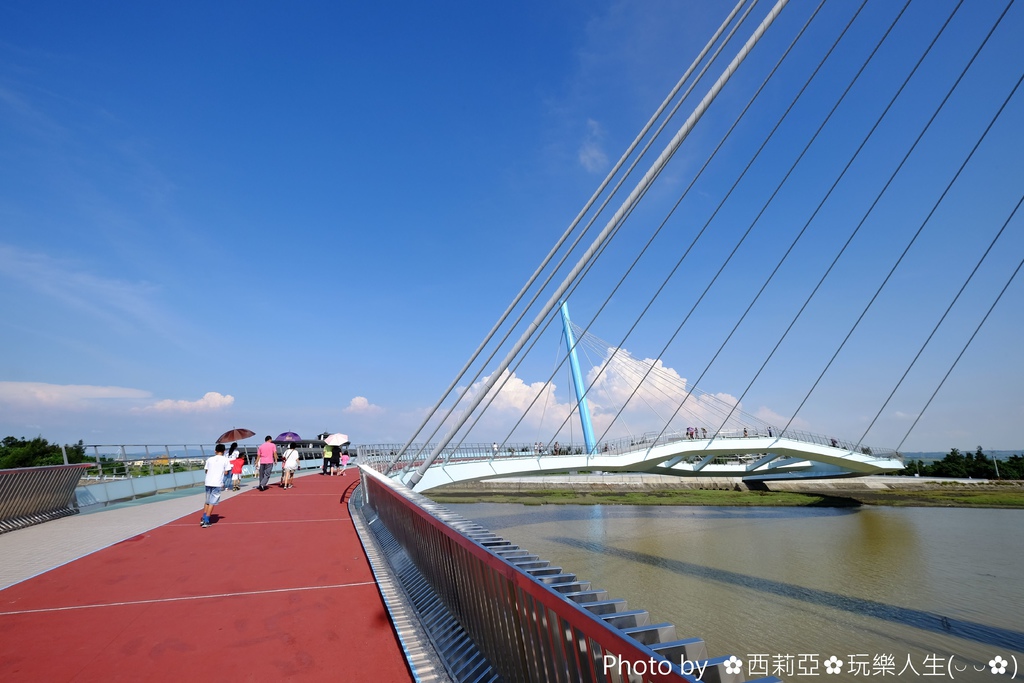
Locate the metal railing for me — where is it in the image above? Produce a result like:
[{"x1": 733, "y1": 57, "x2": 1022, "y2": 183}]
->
[
  {"x1": 0, "y1": 464, "x2": 91, "y2": 534},
  {"x1": 81, "y1": 444, "x2": 332, "y2": 475},
  {"x1": 76, "y1": 444, "x2": 334, "y2": 506},
  {"x1": 359, "y1": 428, "x2": 902, "y2": 476},
  {"x1": 359, "y1": 465, "x2": 778, "y2": 682},
  {"x1": 69, "y1": 432, "x2": 900, "y2": 497}
]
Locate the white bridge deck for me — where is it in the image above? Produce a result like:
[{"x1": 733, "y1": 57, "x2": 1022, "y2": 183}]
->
[{"x1": 377, "y1": 433, "x2": 905, "y2": 492}]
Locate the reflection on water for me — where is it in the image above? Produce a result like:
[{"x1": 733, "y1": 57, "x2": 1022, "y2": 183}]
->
[{"x1": 452, "y1": 503, "x2": 1024, "y2": 671}]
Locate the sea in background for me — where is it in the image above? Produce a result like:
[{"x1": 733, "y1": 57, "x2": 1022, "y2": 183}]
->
[{"x1": 452, "y1": 502, "x2": 1023, "y2": 678}]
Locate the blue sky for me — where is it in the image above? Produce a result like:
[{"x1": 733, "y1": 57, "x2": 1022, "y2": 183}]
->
[{"x1": 2, "y1": 0, "x2": 1022, "y2": 454}]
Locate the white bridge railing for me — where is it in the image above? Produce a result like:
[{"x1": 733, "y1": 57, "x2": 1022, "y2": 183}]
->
[{"x1": 361, "y1": 429, "x2": 902, "y2": 476}]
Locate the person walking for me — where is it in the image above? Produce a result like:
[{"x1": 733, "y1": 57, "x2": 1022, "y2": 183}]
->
[
  {"x1": 322, "y1": 444, "x2": 333, "y2": 475},
  {"x1": 221, "y1": 447, "x2": 233, "y2": 490},
  {"x1": 282, "y1": 443, "x2": 299, "y2": 489},
  {"x1": 330, "y1": 444, "x2": 341, "y2": 475},
  {"x1": 229, "y1": 442, "x2": 245, "y2": 491},
  {"x1": 201, "y1": 444, "x2": 231, "y2": 528},
  {"x1": 340, "y1": 448, "x2": 350, "y2": 476},
  {"x1": 256, "y1": 435, "x2": 277, "y2": 491}
]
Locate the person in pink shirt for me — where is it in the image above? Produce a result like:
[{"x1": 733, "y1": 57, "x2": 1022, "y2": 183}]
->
[{"x1": 256, "y1": 435, "x2": 278, "y2": 491}]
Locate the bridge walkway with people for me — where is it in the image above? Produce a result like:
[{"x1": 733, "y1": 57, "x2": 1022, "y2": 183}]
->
[{"x1": 0, "y1": 473, "x2": 414, "y2": 683}]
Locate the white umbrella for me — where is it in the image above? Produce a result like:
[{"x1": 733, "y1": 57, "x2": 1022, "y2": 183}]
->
[{"x1": 325, "y1": 433, "x2": 349, "y2": 446}]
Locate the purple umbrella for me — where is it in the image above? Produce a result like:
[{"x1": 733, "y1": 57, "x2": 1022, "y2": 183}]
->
[{"x1": 275, "y1": 432, "x2": 302, "y2": 442}]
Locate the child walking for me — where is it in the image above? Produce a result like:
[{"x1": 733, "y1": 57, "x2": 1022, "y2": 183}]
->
[
  {"x1": 282, "y1": 443, "x2": 299, "y2": 489},
  {"x1": 229, "y1": 445, "x2": 246, "y2": 491},
  {"x1": 202, "y1": 444, "x2": 232, "y2": 528}
]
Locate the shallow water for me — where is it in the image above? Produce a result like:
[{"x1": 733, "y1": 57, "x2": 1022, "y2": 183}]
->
[{"x1": 451, "y1": 503, "x2": 1024, "y2": 679}]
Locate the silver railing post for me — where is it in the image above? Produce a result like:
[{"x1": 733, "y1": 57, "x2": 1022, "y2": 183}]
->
[{"x1": 0, "y1": 465, "x2": 91, "y2": 534}]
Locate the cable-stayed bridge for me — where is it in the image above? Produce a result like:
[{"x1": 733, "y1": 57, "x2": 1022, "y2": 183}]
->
[
  {"x1": 372, "y1": 313, "x2": 906, "y2": 490},
  {"x1": 376, "y1": 0, "x2": 1022, "y2": 493},
  {"x1": 368, "y1": 432, "x2": 904, "y2": 492},
  {"x1": 370, "y1": 311, "x2": 905, "y2": 490}
]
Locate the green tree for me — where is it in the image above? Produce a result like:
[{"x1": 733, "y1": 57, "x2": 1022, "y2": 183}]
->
[
  {"x1": 894, "y1": 448, "x2": 1023, "y2": 479},
  {"x1": 929, "y1": 448, "x2": 967, "y2": 478},
  {"x1": 0, "y1": 436, "x2": 88, "y2": 469},
  {"x1": 998, "y1": 454, "x2": 1024, "y2": 479},
  {"x1": 964, "y1": 446, "x2": 996, "y2": 479}
]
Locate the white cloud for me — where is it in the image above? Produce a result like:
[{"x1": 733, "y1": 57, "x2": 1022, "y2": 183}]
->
[
  {"x1": 0, "y1": 84, "x2": 67, "y2": 140},
  {"x1": 344, "y1": 396, "x2": 383, "y2": 415},
  {"x1": 0, "y1": 244, "x2": 177, "y2": 338},
  {"x1": 582, "y1": 346, "x2": 748, "y2": 434},
  {"x1": 454, "y1": 361, "x2": 713, "y2": 442},
  {"x1": 753, "y1": 406, "x2": 799, "y2": 429},
  {"x1": 586, "y1": 353, "x2": 687, "y2": 408},
  {"x1": 457, "y1": 369, "x2": 575, "y2": 432},
  {"x1": 578, "y1": 119, "x2": 609, "y2": 173},
  {"x1": 436, "y1": 343, "x2": 809, "y2": 445},
  {"x1": 138, "y1": 391, "x2": 234, "y2": 413},
  {"x1": 0, "y1": 381, "x2": 151, "y2": 409},
  {"x1": 0, "y1": 381, "x2": 234, "y2": 416}
]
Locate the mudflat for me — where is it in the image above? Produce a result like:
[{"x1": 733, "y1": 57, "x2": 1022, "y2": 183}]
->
[{"x1": 426, "y1": 478, "x2": 1024, "y2": 508}]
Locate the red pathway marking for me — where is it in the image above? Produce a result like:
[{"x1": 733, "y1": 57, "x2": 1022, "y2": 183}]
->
[{"x1": 0, "y1": 475, "x2": 415, "y2": 682}]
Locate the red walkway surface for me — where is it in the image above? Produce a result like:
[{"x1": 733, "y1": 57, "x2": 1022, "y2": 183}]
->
[{"x1": 0, "y1": 474, "x2": 414, "y2": 682}]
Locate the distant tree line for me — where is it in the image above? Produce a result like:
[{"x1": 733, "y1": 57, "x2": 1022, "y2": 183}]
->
[
  {"x1": 900, "y1": 446, "x2": 1023, "y2": 480},
  {"x1": 0, "y1": 436, "x2": 87, "y2": 470}
]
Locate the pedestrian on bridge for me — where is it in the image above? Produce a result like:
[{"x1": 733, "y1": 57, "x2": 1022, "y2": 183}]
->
[
  {"x1": 201, "y1": 444, "x2": 231, "y2": 528},
  {"x1": 221, "y1": 450, "x2": 232, "y2": 490},
  {"x1": 229, "y1": 443, "x2": 245, "y2": 491},
  {"x1": 256, "y1": 436, "x2": 277, "y2": 490},
  {"x1": 322, "y1": 444, "x2": 333, "y2": 475},
  {"x1": 282, "y1": 443, "x2": 299, "y2": 489},
  {"x1": 329, "y1": 446, "x2": 341, "y2": 475}
]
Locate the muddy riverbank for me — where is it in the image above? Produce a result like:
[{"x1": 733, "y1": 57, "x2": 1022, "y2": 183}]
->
[{"x1": 425, "y1": 474, "x2": 1024, "y2": 508}]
